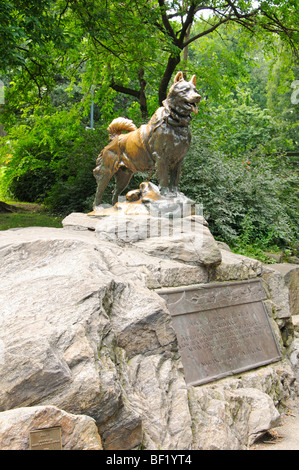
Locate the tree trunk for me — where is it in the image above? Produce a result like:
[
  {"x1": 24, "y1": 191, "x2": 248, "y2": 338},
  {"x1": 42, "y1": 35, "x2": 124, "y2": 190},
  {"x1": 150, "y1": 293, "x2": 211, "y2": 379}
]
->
[
  {"x1": 183, "y1": 24, "x2": 192, "y2": 63},
  {"x1": 138, "y1": 69, "x2": 148, "y2": 121},
  {"x1": 158, "y1": 54, "x2": 181, "y2": 105},
  {"x1": 0, "y1": 201, "x2": 18, "y2": 213},
  {"x1": 110, "y1": 68, "x2": 148, "y2": 121}
]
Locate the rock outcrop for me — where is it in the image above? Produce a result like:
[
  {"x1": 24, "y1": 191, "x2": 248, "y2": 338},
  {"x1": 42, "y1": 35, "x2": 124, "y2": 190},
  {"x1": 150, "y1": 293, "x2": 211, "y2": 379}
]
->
[
  {"x1": 271, "y1": 263, "x2": 299, "y2": 317},
  {"x1": 0, "y1": 213, "x2": 297, "y2": 450},
  {"x1": 0, "y1": 405, "x2": 102, "y2": 450}
]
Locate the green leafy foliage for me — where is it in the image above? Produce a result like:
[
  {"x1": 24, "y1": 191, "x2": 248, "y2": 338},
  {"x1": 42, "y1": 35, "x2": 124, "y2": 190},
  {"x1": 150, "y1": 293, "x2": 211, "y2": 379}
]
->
[
  {"x1": 0, "y1": 5, "x2": 298, "y2": 255},
  {"x1": 0, "y1": 106, "x2": 107, "y2": 214},
  {"x1": 0, "y1": 211, "x2": 62, "y2": 231},
  {"x1": 180, "y1": 82, "x2": 299, "y2": 251},
  {"x1": 182, "y1": 135, "x2": 297, "y2": 243}
]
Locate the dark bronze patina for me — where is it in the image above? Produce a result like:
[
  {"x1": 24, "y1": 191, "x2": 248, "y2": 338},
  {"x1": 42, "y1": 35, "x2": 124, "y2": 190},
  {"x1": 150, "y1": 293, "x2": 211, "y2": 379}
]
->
[
  {"x1": 29, "y1": 427, "x2": 62, "y2": 450},
  {"x1": 157, "y1": 280, "x2": 281, "y2": 386},
  {"x1": 93, "y1": 71, "x2": 201, "y2": 207}
]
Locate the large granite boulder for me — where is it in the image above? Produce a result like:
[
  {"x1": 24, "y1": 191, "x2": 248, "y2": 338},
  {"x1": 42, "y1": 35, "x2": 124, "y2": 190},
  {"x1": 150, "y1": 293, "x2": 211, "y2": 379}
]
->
[
  {"x1": 0, "y1": 405, "x2": 102, "y2": 450},
  {"x1": 271, "y1": 264, "x2": 299, "y2": 317},
  {"x1": 0, "y1": 227, "x2": 191, "y2": 449},
  {"x1": 0, "y1": 218, "x2": 296, "y2": 450}
]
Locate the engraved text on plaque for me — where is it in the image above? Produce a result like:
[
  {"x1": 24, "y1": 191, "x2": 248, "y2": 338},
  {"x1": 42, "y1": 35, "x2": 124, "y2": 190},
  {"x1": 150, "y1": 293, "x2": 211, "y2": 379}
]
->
[
  {"x1": 157, "y1": 280, "x2": 281, "y2": 386},
  {"x1": 29, "y1": 426, "x2": 62, "y2": 450}
]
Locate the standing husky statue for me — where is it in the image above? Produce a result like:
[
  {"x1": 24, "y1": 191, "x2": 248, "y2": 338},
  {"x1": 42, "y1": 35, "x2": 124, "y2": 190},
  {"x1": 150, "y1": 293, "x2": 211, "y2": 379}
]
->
[{"x1": 93, "y1": 71, "x2": 201, "y2": 208}]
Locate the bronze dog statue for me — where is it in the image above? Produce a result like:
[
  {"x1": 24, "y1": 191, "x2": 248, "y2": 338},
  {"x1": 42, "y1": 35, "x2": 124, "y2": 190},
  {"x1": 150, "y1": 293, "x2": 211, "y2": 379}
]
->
[{"x1": 93, "y1": 71, "x2": 201, "y2": 208}]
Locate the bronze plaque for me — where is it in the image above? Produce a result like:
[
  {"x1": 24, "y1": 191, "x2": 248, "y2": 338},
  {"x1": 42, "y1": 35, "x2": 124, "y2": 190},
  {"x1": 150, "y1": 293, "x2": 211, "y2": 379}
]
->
[
  {"x1": 157, "y1": 280, "x2": 281, "y2": 386},
  {"x1": 29, "y1": 426, "x2": 62, "y2": 450}
]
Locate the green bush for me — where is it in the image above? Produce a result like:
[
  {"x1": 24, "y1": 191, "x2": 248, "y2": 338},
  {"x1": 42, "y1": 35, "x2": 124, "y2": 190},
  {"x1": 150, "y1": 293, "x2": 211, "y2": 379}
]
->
[
  {"x1": 0, "y1": 108, "x2": 108, "y2": 214},
  {"x1": 181, "y1": 127, "x2": 298, "y2": 250},
  {"x1": 1, "y1": 93, "x2": 297, "y2": 252}
]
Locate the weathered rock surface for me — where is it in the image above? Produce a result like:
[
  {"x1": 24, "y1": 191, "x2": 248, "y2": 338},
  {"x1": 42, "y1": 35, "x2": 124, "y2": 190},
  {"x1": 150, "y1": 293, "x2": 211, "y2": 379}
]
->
[
  {"x1": 289, "y1": 339, "x2": 299, "y2": 384},
  {"x1": 271, "y1": 264, "x2": 299, "y2": 317},
  {"x1": 0, "y1": 227, "x2": 191, "y2": 449},
  {"x1": 63, "y1": 212, "x2": 221, "y2": 267},
  {"x1": 0, "y1": 405, "x2": 102, "y2": 450},
  {"x1": 189, "y1": 385, "x2": 280, "y2": 449},
  {"x1": 293, "y1": 315, "x2": 299, "y2": 337},
  {"x1": 134, "y1": 228, "x2": 220, "y2": 266},
  {"x1": 215, "y1": 251, "x2": 294, "y2": 349},
  {"x1": 189, "y1": 360, "x2": 297, "y2": 449},
  {"x1": 215, "y1": 249, "x2": 263, "y2": 281},
  {"x1": 0, "y1": 220, "x2": 297, "y2": 450}
]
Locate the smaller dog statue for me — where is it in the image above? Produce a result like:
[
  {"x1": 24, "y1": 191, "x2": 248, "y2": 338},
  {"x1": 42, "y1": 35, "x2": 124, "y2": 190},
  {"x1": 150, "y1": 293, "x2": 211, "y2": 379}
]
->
[{"x1": 93, "y1": 71, "x2": 201, "y2": 208}]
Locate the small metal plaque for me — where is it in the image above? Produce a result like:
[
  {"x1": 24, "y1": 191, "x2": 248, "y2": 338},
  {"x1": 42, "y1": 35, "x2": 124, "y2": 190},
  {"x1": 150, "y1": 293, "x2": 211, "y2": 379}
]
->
[
  {"x1": 29, "y1": 426, "x2": 62, "y2": 450},
  {"x1": 157, "y1": 280, "x2": 281, "y2": 386}
]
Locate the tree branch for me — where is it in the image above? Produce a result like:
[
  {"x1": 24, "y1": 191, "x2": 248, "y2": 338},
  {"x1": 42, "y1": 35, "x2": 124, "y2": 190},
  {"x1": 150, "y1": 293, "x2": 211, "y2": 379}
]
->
[
  {"x1": 58, "y1": 0, "x2": 69, "y2": 26},
  {"x1": 178, "y1": 1, "x2": 197, "y2": 46},
  {"x1": 183, "y1": 16, "x2": 232, "y2": 47},
  {"x1": 23, "y1": 64, "x2": 43, "y2": 99},
  {"x1": 158, "y1": 0, "x2": 178, "y2": 44},
  {"x1": 110, "y1": 78, "x2": 140, "y2": 99},
  {"x1": 183, "y1": 4, "x2": 261, "y2": 48},
  {"x1": 261, "y1": 9, "x2": 299, "y2": 34}
]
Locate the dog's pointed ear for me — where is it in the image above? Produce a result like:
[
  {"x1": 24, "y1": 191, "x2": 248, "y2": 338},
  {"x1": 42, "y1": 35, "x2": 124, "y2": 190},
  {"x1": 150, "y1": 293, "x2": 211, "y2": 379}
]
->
[
  {"x1": 174, "y1": 71, "x2": 184, "y2": 83},
  {"x1": 190, "y1": 75, "x2": 196, "y2": 86}
]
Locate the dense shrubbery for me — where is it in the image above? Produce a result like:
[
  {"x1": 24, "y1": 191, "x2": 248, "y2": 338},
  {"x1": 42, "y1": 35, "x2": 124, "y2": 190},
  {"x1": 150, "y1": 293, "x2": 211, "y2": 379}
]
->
[
  {"x1": 0, "y1": 17, "x2": 297, "y2": 256},
  {"x1": 0, "y1": 108, "x2": 107, "y2": 215},
  {"x1": 181, "y1": 129, "x2": 298, "y2": 250},
  {"x1": 0, "y1": 110, "x2": 153, "y2": 215},
  {"x1": 179, "y1": 88, "x2": 298, "y2": 253},
  {"x1": 1, "y1": 97, "x2": 297, "y2": 257}
]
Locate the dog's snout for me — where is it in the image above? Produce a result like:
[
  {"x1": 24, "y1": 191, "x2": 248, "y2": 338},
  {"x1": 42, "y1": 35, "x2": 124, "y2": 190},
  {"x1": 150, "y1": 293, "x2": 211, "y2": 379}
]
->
[{"x1": 192, "y1": 92, "x2": 201, "y2": 103}]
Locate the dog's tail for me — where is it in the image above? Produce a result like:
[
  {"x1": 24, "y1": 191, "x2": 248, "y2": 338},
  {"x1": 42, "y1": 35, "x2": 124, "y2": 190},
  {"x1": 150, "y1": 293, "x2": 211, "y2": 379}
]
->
[{"x1": 107, "y1": 117, "x2": 137, "y2": 141}]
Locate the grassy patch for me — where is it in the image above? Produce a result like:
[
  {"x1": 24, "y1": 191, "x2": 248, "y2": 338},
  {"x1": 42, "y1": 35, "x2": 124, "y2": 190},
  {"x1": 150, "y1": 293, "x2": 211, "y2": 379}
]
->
[
  {"x1": 0, "y1": 206, "x2": 63, "y2": 231},
  {"x1": 231, "y1": 245, "x2": 277, "y2": 263}
]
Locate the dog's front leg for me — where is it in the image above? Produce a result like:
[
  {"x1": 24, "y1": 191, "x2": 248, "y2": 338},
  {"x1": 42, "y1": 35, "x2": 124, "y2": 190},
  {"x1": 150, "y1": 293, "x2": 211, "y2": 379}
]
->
[
  {"x1": 155, "y1": 152, "x2": 169, "y2": 196},
  {"x1": 169, "y1": 161, "x2": 182, "y2": 195},
  {"x1": 93, "y1": 171, "x2": 112, "y2": 208}
]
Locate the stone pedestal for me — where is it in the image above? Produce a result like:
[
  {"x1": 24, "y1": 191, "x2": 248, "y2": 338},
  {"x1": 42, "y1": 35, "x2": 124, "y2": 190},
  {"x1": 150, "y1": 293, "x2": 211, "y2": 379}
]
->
[
  {"x1": 90, "y1": 181, "x2": 197, "y2": 218},
  {"x1": 0, "y1": 209, "x2": 296, "y2": 450},
  {"x1": 0, "y1": 406, "x2": 102, "y2": 450},
  {"x1": 271, "y1": 264, "x2": 299, "y2": 317}
]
